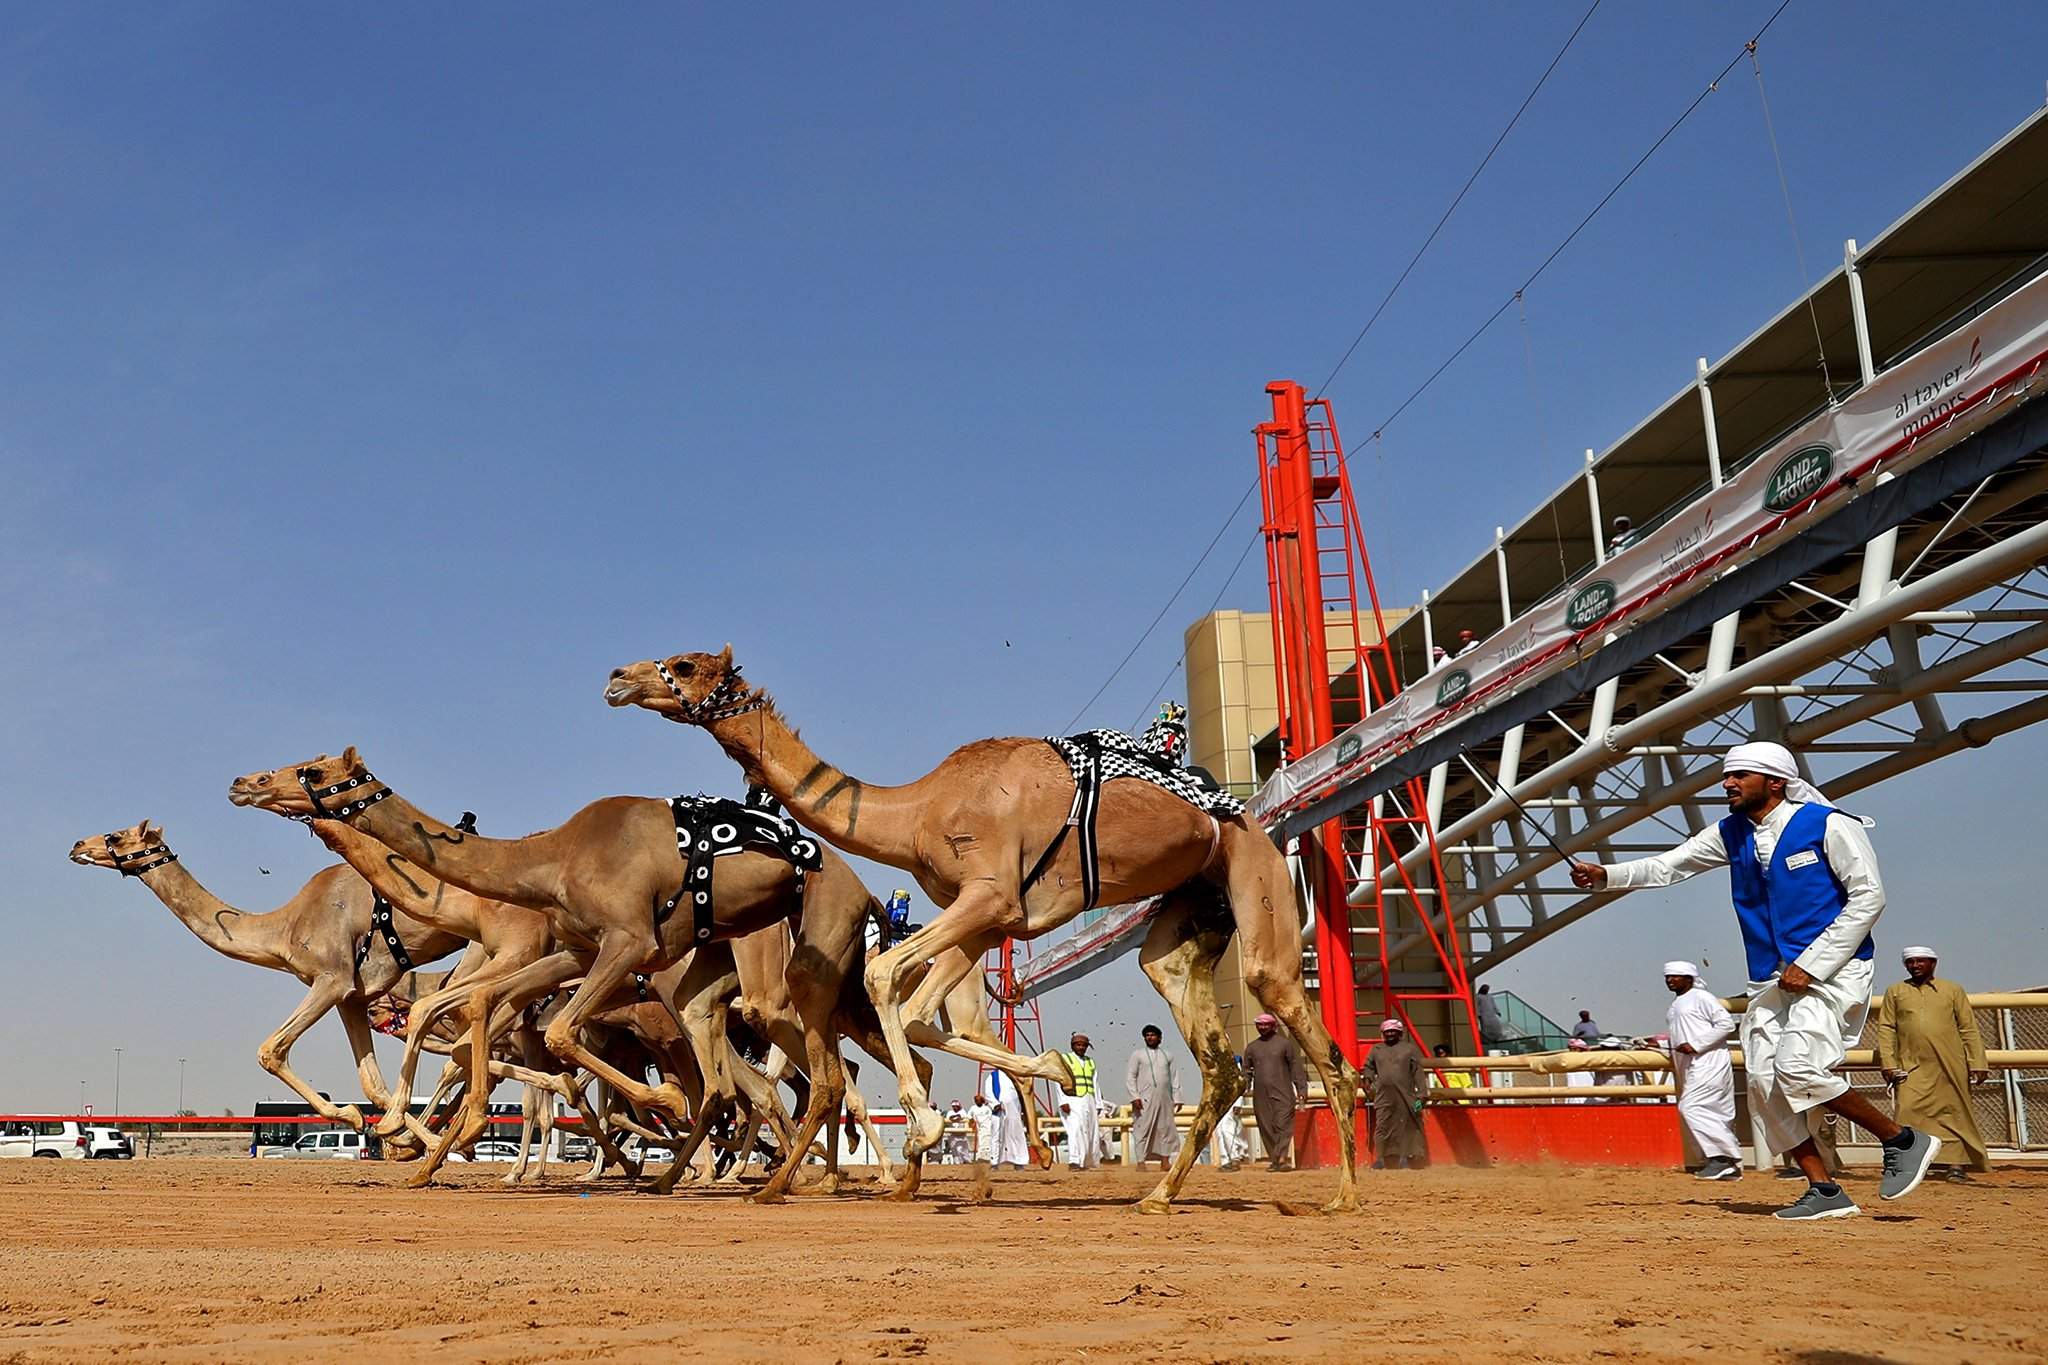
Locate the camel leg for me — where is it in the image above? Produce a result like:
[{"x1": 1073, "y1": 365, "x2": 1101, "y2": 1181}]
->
[
  {"x1": 1132, "y1": 892, "x2": 1241, "y2": 1215},
  {"x1": 377, "y1": 956, "x2": 543, "y2": 1137},
  {"x1": 406, "y1": 951, "x2": 587, "y2": 1188},
  {"x1": 1222, "y1": 832, "x2": 1362, "y2": 1214},
  {"x1": 645, "y1": 950, "x2": 747, "y2": 1193},
  {"x1": 540, "y1": 935, "x2": 691, "y2": 1125},
  {"x1": 257, "y1": 976, "x2": 367, "y2": 1129},
  {"x1": 841, "y1": 1072, "x2": 895, "y2": 1182},
  {"x1": 579, "y1": 1079, "x2": 641, "y2": 1182},
  {"x1": 752, "y1": 951, "x2": 850, "y2": 1204},
  {"x1": 934, "y1": 965, "x2": 1055, "y2": 1169},
  {"x1": 336, "y1": 1002, "x2": 440, "y2": 1151}
]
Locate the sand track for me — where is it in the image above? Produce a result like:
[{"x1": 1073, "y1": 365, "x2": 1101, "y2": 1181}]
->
[{"x1": 0, "y1": 1159, "x2": 2041, "y2": 1362}]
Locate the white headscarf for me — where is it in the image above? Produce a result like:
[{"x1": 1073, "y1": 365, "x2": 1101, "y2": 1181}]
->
[
  {"x1": 1662, "y1": 960, "x2": 1700, "y2": 977},
  {"x1": 1722, "y1": 741, "x2": 1830, "y2": 806},
  {"x1": 1901, "y1": 945, "x2": 1937, "y2": 961}
]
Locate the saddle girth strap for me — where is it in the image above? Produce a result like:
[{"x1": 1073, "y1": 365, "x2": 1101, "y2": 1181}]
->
[
  {"x1": 354, "y1": 893, "x2": 418, "y2": 975},
  {"x1": 1021, "y1": 735, "x2": 1104, "y2": 912},
  {"x1": 655, "y1": 793, "x2": 824, "y2": 944}
]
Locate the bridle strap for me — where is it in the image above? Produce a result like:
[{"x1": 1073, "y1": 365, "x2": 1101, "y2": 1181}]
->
[
  {"x1": 654, "y1": 659, "x2": 768, "y2": 725},
  {"x1": 112, "y1": 844, "x2": 178, "y2": 877},
  {"x1": 297, "y1": 767, "x2": 393, "y2": 820}
]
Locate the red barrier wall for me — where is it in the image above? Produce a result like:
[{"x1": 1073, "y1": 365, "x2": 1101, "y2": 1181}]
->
[{"x1": 1295, "y1": 1104, "x2": 1684, "y2": 1169}]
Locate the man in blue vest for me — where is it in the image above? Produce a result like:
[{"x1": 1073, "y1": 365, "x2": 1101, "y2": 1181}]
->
[{"x1": 1569, "y1": 740, "x2": 1940, "y2": 1220}]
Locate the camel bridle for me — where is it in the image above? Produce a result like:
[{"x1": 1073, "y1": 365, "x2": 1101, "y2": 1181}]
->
[
  {"x1": 109, "y1": 836, "x2": 177, "y2": 877},
  {"x1": 654, "y1": 658, "x2": 767, "y2": 724},
  {"x1": 296, "y1": 766, "x2": 392, "y2": 820}
]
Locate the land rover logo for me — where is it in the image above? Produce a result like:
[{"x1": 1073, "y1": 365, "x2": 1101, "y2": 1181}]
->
[
  {"x1": 1435, "y1": 669, "x2": 1471, "y2": 707},
  {"x1": 1336, "y1": 735, "x2": 1362, "y2": 765},
  {"x1": 1764, "y1": 444, "x2": 1834, "y2": 513},
  {"x1": 1565, "y1": 579, "x2": 1616, "y2": 631}
]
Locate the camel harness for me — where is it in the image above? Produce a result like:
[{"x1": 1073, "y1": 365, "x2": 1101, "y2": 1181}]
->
[
  {"x1": 354, "y1": 893, "x2": 418, "y2": 975},
  {"x1": 656, "y1": 788, "x2": 822, "y2": 944},
  {"x1": 110, "y1": 839, "x2": 178, "y2": 876}
]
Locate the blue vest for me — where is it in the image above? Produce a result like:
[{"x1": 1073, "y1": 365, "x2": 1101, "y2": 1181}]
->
[{"x1": 1719, "y1": 803, "x2": 1874, "y2": 982}]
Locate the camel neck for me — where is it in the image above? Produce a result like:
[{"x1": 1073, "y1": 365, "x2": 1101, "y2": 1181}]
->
[
  {"x1": 136, "y1": 861, "x2": 288, "y2": 971},
  {"x1": 349, "y1": 791, "x2": 553, "y2": 910},
  {"x1": 707, "y1": 707, "x2": 914, "y2": 864},
  {"x1": 311, "y1": 819, "x2": 478, "y2": 937}
]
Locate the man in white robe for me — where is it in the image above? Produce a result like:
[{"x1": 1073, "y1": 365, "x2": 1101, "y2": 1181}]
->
[
  {"x1": 985, "y1": 1069, "x2": 1031, "y2": 1169},
  {"x1": 1572, "y1": 740, "x2": 1939, "y2": 1221},
  {"x1": 967, "y1": 1094, "x2": 998, "y2": 1166},
  {"x1": 1125, "y1": 1024, "x2": 1181, "y2": 1169},
  {"x1": 1663, "y1": 961, "x2": 1740, "y2": 1179}
]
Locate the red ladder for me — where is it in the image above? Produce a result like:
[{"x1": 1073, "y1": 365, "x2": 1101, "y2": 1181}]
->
[{"x1": 1258, "y1": 383, "x2": 1479, "y2": 1061}]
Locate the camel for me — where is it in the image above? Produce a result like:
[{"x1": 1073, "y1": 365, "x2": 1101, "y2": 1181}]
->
[
  {"x1": 67, "y1": 821, "x2": 463, "y2": 1154},
  {"x1": 260, "y1": 794, "x2": 917, "y2": 1191},
  {"x1": 227, "y1": 750, "x2": 878, "y2": 1202},
  {"x1": 604, "y1": 647, "x2": 1363, "y2": 1213}
]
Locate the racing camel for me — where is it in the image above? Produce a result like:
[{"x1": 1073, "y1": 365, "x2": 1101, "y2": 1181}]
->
[
  {"x1": 68, "y1": 820, "x2": 459, "y2": 1154},
  {"x1": 604, "y1": 646, "x2": 1362, "y2": 1213},
  {"x1": 227, "y1": 751, "x2": 878, "y2": 1202}
]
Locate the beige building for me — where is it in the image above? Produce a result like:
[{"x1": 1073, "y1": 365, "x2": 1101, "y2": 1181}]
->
[{"x1": 1183, "y1": 606, "x2": 1407, "y2": 1053}]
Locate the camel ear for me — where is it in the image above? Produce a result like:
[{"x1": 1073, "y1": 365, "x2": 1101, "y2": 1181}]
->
[
  {"x1": 139, "y1": 819, "x2": 162, "y2": 841},
  {"x1": 341, "y1": 744, "x2": 361, "y2": 770},
  {"x1": 717, "y1": 643, "x2": 733, "y2": 667}
]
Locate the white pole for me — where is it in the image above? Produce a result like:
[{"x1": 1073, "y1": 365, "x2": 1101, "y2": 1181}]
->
[
  {"x1": 1845, "y1": 239, "x2": 1877, "y2": 384},
  {"x1": 1584, "y1": 449, "x2": 1607, "y2": 564},
  {"x1": 1420, "y1": 589, "x2": 1437, "y2": 662},
  {"x1": 1696, "y1": 358, "x2": 1725, "y2": 489},
  {"x1": 1494, "y1": 527, "x2": 1512, "y2": 628}
]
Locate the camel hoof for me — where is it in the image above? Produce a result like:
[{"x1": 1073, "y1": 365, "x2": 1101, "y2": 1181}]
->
[
  {"x1": 403, "y1": 1169, "x2": 438, "y2": 1190},
  {"x1": 1321, "y1": 1195, "x2": 1360, "y2": 1215},
  {"x1": 1132, "y1": 1197, "x2": 1174, "y2": 1216},
  {"x1": 336, "y1": 1104, "x2": 366, "y2": 1130},
  {"x1": 748, "y1": 1187, "x2": 789, "y2": 1206},
  {"x1": 648, "y1": 1083, "x2": 690, "y2": 1121},
  {"x1": 796, "y1": 1172, "x2": 842, "y2": 1197}
]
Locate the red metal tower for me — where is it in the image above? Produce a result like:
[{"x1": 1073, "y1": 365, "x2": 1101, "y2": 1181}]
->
[{"x1": 1257, "y1": 381, "x2": 1480, "y2": 1061}]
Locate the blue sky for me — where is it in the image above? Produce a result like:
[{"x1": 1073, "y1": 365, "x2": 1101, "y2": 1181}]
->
[{"x1": 6, "y1": 3, "x2": 2047, "y2": 1116}]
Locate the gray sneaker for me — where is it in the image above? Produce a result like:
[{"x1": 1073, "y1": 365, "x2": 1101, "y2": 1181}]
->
[
  {"x1": 1773, "y1": 1184, "x2": 1860, "y2": 1220},
  {"x1": 1695, "y1": 1157, "x2": 1741, "y2": 1181},
  {"x1": 1880, "y1": 1129, "x2": 1941, "y2": 1201}
]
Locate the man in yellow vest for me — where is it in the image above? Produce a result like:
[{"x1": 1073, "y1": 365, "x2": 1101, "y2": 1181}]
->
[{"x1": 1060, "y1": 1031, "x2": 1101, "y2": 1170}]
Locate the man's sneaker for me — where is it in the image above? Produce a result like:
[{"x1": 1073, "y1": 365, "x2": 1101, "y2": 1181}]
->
[
  {"x1": 1772, "y1": 1184, "x2": 1860, "y2": 1220},
  {"x1": 1774, "y1": 1166, "x2": 1808, "y2": 1180},
  {"x1": 1880, "y1": 1129, "x2": 1941, "y2": 1200},
  {"x1": 1695, "y1": 1157, "x2": 1742, "y2": 1181}
]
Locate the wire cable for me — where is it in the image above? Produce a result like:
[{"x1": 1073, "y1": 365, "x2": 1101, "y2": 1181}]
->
[{"x1": 1315, "y1": 0, "x2": 1604, "y2": 399}]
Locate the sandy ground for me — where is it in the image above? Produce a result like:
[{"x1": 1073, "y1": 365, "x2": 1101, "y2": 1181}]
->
[{"x1": 0, "y1": 1158, "x2": 2042, "y2": 1363}]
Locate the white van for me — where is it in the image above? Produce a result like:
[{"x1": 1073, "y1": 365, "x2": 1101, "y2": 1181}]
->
[
  {"x1": 260, "y1": 1129, "x2": 375, "y2": 1160},
  {"x1": 0, "y1": 1120, "x2": 89, "y2": 1159}
]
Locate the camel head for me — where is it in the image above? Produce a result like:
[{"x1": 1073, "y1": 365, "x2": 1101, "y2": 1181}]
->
[
  {"x1": 605, "y1": 644, "x2": 763, "y2": 725},
  {"x1": 69, "y1": 820, "x2": 172, "y2": 874},
  {"x1": 228, "y1": 746, "x2": 384, "y2": 821}
]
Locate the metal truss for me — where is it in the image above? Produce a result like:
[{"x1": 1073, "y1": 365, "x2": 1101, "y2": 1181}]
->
[{"x1": 1355, "y1": 445, "x2": 2048, "y2": 984}]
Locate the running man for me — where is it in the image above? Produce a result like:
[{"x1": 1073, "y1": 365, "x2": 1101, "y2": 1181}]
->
[{"x1": 1569, "y1": 740, "x2": 1939, "y2": 1220}]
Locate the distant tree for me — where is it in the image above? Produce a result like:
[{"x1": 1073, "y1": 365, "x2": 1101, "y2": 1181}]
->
[
  {"x1": 220, "y1": 1106, "x2": 236, "y2": 1117},
  {"x1": 175, "y1": 1108, "x2": 198, "y2": 1118}
]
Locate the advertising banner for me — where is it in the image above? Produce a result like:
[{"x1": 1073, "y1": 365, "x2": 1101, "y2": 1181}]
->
[{"x1": 1251, "y1": 268, "x2": 2048, "y2": 826}]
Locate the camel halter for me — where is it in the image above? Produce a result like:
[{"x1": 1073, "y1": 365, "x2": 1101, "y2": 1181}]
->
[
  {"x1": 654, "y1": 659, "x2": 768, "y2": 724},
  {"x1": 297, "y1": 767, "x2": 392, "y2": 820},
  {"x1": 110, "y1": 838, "x2": 177, "y2": 876}
]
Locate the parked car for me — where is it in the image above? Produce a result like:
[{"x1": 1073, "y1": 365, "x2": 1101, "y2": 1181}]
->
[
  {"x1": 84, "y1": 1125, "x2": 133, "y2": 1159},
  {"x1": 0, "y1": 1120, "x2": 89, "y2": 1159},
  {"x1": 450, "y1": 1140, "x2": 524, "y2": 1163},
  {"x1": 259, "y1": 1129, "x2": 378, "y2": 1160}
]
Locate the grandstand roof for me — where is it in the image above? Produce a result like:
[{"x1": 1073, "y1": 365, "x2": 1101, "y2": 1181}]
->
[{"x1": 1387, "y1": 104, "x2": 2048, "y2": 680}]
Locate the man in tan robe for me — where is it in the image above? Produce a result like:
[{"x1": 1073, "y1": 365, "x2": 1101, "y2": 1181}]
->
[
  {"x1": 1365, "y1": 1018, "x2": 1430, "y2": 1169},
  {"x1": 1242, "y1": 1011, "x2": 1309, "y2": 1171},
  {"x1": 1876, "y1": 946, "x2": 1990, "y2": 1175}
]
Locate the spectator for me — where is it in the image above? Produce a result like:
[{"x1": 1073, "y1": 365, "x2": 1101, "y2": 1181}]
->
[
  {"x1": 1475, "y1": 984, "x2": 1508, "y2": 1047},
  {"x1": 940, "y1": 1101, "x2": 971, "y2": 1164},
  {"x1": 1214, "y1": 1084, "x2": 1250, "y2": 1172},
  {"x1": 1569, "y1": 1010, "x2": 1602, "y2": 1044},
  {"x1": 1876, "y1": 946, "x2": 1991, "y2": 1180},
  {"x1": 1429, "y1": 1042, "x2": 1475, "y2": 1104},
  {"x1": 986, "y1": 1070, "x2": 1031, "y2": 1170},
  {"x1": 966, "y1": 1093, "x2": 997, "y2": 1168},
  {"x1": 1663, "y1": 961, "x2": 1740, "y2": 1180},
  {"x1": 1242, "y1": 1012, "x2": 1309, "y2": 1172},
  {"x1": 1059, "y1": 1031, "x2": 1101, "y2": 1170},
  {"x1": 1456, "y1": 629, "x2": 1481, "y2": 657},
  {"x1": 1609, "y1": 514, "x2": 1636, "y2": 551},
  {"x1": 1125, "y1": 1024, "x2": 1181, "y2": 1171},
  {"x1": 1366, "y1": 1019, "x2": 1429, "y2": 1168}
]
